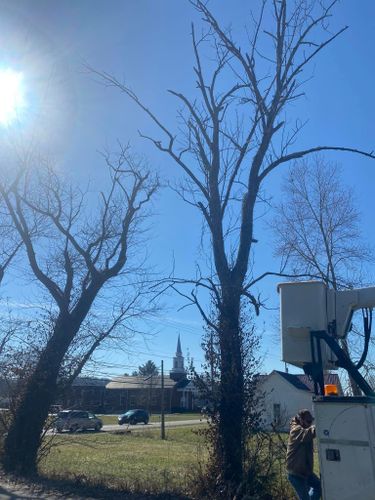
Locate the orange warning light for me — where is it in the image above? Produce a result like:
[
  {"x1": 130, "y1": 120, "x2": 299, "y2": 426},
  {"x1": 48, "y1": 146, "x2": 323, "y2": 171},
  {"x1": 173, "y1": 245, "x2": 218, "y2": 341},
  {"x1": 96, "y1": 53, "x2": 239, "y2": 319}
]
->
[{"x1": 324, "y1": 384, "x2": 338, "y2": 396}]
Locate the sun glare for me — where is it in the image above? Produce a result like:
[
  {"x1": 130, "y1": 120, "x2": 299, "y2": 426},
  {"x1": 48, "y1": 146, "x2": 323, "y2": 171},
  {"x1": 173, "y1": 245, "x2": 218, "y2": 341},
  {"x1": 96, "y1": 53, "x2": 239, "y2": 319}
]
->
[{"x1": 0, "y1": 69, "x2": 25, "y2": 126}]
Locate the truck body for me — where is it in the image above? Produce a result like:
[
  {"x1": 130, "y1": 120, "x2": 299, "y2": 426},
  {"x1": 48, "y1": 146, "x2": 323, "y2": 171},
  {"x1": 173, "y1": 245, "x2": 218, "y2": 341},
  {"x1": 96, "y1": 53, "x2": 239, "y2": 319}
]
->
[
  {"x1": 314, "y1": 396, "x2": 375, "y2": 500},
  {"x1": 278, "y1": 280, "x2": 375, "y2": 499}
]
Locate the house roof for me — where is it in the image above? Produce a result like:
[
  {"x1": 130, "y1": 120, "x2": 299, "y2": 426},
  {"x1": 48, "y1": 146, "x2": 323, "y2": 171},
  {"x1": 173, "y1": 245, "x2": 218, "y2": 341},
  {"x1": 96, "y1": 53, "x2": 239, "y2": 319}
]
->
[
  {"x1": 296, "y1": 372, "x2": 343, "y2": 394},
  {"x1": 270, "y1": 370, "x2": 343, "y2": 394},
  {"x1": 274, "y1": 371, "x2": 311, "y2": 391},
  {"x1": 71, "y1": 377, "x2": 110, "y2": 388},
  {"x1": 106, "y1": 375, "x2": 177, "y2": 390}
]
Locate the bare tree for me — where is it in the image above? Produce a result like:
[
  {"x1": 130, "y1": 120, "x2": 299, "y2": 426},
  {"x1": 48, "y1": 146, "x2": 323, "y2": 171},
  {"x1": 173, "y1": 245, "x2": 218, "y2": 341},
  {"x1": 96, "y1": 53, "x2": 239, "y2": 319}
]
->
[
  {"x1": 0, "y1": 300, "x2": 147, "y2": 423},
  {"x1": 0, "y1": 314, "x2": 31, "y2": 416},
  {"x1": 273, "y1": 156, "x2": 370, "y2": 287},
  {"x1": 94, "y1": 0, "x2": 375, "y2": 493},
  {"x1": 273, "y1": 156, "x2": 372, "y2": 395},
  {"x1": 0, "y1": 148, "x2": 158, "y2": 474},
  {"x1": 0, "y1": 218, "x2": 25, "y2": 421}
]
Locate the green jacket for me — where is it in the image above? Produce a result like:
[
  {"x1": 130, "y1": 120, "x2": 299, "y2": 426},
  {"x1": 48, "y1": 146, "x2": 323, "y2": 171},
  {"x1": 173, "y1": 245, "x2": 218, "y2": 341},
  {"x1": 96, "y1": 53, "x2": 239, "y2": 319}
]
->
[{"x1": 286, "y1": 417, "x2": 316, "y2": 478}]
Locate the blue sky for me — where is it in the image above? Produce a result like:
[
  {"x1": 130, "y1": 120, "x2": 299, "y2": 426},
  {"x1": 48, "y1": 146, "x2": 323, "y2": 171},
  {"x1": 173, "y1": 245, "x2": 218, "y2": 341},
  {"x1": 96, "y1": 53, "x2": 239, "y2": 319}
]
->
[{"x1": 0, "y1": 0, "x2": 375, "y2": 377}]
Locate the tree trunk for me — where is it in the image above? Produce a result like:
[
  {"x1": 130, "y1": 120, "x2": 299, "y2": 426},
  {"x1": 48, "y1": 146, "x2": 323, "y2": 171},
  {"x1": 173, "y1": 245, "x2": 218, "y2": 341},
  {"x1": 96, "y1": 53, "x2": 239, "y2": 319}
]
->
[
  {"x1": 3, "y1": 320, "x2": 73, "y2": 475},
  {"x1": 218, "y1": 292, "x2": 244, "y2": 489}
]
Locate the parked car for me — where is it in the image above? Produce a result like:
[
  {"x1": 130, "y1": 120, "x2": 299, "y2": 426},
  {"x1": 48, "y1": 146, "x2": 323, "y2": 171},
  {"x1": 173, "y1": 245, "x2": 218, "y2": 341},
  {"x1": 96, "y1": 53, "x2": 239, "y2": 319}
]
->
[
  {"x1": 118, "y1": 409, "x2": 149, "y2": 425},
  {"x1": 54, "y1": 410, "x2": 103, "y2": 433}
]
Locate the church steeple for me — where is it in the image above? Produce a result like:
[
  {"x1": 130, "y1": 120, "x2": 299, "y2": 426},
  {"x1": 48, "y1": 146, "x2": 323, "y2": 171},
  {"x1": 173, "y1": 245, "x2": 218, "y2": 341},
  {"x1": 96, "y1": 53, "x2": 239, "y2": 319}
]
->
[
  {"x1": 176, "y1": 334, "x2": 182, "y2": 355},
  {"x1": 170, "y1": 334, "x2": 187, "y2": 381}
]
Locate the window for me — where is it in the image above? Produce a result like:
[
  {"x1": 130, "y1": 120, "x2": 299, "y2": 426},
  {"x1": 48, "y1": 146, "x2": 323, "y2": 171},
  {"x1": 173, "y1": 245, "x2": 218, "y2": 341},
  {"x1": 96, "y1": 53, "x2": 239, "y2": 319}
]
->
[{"x1": 71, "y1": 411, "x2": 85, "y2": 418}]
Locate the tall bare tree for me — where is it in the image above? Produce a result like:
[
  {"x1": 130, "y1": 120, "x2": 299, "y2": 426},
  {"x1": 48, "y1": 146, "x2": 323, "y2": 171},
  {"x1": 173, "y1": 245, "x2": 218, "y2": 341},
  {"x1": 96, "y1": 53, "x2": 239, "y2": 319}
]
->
[
  {"x1": 0, "y1": 148, "x2": 158, "y2": 474},
  {"x1": 273, "y1": 156, "x2": 372, "y2": 395},
  {"x1": 273, "y1": 156, "x2": 370, "y2": 288},
  {"x1": 96, "y1": 1, "x2": 375, "y2": 493}
]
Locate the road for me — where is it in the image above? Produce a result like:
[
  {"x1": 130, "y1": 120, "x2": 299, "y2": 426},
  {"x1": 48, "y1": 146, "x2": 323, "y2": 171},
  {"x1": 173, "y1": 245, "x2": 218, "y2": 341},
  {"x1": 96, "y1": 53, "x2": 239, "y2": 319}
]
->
[
  {"x1": 48, "y1": 418, "x2": 205, "y2": 435},
  {"x1": 102, "y1": 418, "x2": 204, "y2": 432}
]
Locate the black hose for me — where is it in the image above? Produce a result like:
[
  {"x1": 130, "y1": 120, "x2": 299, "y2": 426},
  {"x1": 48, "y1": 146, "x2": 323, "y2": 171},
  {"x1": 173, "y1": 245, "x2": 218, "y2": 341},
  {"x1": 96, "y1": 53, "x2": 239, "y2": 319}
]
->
[{"x1": 355, "y1": 308, "x2": 372, "y2": 370}]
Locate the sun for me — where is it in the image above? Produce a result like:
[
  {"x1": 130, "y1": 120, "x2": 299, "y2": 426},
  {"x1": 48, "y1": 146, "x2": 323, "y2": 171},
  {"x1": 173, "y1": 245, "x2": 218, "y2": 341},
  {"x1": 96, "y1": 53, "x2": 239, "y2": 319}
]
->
[{"x1": 0, "y1": 69, "x2": 25, "y2": 126}]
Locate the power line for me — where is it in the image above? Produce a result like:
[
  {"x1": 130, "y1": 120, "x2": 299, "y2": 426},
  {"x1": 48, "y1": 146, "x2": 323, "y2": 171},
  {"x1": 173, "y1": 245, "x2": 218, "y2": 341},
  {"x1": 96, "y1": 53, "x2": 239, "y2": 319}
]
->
[{"x1": 145, "y1": 316, "x2": 204, "y2": 337}]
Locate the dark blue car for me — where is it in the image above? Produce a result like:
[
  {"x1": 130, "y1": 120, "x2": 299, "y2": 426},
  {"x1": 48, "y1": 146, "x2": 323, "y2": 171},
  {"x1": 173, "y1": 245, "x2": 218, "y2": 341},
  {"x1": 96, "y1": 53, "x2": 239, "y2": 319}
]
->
[{"x1": 118, "y1": 409, "x2": 149, "y2": 425}]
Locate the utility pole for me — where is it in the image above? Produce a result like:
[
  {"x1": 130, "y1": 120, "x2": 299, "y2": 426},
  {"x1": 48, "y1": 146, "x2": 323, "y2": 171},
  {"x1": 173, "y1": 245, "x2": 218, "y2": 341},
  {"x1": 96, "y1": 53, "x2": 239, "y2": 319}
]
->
[
  {"x1": 161, "y1": 360, "x2": 165, "y2": 440},
  {"x1": 144, "y1": 373, "x2": 154, "y2": 415}
]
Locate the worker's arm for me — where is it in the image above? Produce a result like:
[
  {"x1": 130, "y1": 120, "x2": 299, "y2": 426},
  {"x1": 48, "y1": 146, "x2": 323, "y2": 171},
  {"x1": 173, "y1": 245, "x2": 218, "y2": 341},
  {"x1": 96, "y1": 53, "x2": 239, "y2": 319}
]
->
[{"x1": 290, "y1": 424, "x2": 316, "y2": 443}]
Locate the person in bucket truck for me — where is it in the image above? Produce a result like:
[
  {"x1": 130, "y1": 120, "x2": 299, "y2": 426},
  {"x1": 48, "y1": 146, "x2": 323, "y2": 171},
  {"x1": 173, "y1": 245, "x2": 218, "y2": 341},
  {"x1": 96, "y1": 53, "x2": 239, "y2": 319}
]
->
[{"x1": 286, "y1": 409, "x2": 321, "y2": 500}]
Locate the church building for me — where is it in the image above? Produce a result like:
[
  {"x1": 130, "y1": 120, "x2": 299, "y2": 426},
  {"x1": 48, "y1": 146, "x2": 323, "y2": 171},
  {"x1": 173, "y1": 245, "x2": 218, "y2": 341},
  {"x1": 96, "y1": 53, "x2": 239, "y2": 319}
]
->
[
  {"x1": 53, "y1": 335, "x2": 204, "y2": 412},
  {"x1": 103, "y1": 335, "x2": 199, "y2": 412}
]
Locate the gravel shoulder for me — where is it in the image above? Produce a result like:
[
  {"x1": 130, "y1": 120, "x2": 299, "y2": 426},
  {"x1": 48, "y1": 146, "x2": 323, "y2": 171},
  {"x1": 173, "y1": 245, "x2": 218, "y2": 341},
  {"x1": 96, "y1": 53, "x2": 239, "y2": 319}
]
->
[
  {"x1": 0, "y1": 472, "x2": 189, "y2": 499},
  {"x1": 0, "y1": 472, "x2": 90, "y2": 499}
]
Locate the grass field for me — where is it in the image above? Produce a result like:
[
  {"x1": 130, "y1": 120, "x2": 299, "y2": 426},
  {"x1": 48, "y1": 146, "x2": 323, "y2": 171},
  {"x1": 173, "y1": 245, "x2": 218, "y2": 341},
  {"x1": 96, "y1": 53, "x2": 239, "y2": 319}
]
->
[
  {"x1": 38, "y1": 426, "x2": 319, "y2": 498},
  {"x1": 98, "y1": 413, "x2": 202, "y2": 426},
  {"x1": 39, "y1": 426, "x2": 207, "y2": 496}
]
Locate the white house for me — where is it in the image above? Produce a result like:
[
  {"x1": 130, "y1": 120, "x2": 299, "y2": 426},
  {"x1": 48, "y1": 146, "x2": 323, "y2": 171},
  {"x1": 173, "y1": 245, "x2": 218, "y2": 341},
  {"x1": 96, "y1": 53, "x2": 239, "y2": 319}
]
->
[{"x1": 258, "y1": 370, "x2": 342, "y2": 431}]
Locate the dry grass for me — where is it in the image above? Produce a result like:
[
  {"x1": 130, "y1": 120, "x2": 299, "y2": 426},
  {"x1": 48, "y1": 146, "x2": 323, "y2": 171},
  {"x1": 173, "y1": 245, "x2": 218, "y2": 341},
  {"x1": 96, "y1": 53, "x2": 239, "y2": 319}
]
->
[
  {"x1": 39, "y1": 426, "x2": 207, "y2": 496},
  {"x1": 38, "y1": 427, "x2": 318, "y2": 498}
]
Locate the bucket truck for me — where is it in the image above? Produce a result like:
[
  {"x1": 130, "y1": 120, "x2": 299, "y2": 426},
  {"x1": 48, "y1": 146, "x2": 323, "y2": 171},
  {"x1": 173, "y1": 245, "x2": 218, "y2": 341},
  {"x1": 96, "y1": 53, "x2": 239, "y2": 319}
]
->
[{"x1": 279, "y1": 281, "x2": 375, "y2": 500}]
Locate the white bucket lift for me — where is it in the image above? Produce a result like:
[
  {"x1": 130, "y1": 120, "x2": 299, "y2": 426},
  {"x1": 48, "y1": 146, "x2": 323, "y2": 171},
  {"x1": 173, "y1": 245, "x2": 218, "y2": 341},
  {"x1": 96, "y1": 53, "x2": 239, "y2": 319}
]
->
[{"x1": 278, "y1": 281, "x2": 336, "y2": 369}]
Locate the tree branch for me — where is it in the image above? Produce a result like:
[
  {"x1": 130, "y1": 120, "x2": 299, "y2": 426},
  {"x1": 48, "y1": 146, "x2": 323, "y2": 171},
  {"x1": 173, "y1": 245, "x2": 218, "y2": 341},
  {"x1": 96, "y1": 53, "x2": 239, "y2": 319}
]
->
[{"x1": 259, "y1": 146, "x2": 375, "y2": 182}]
